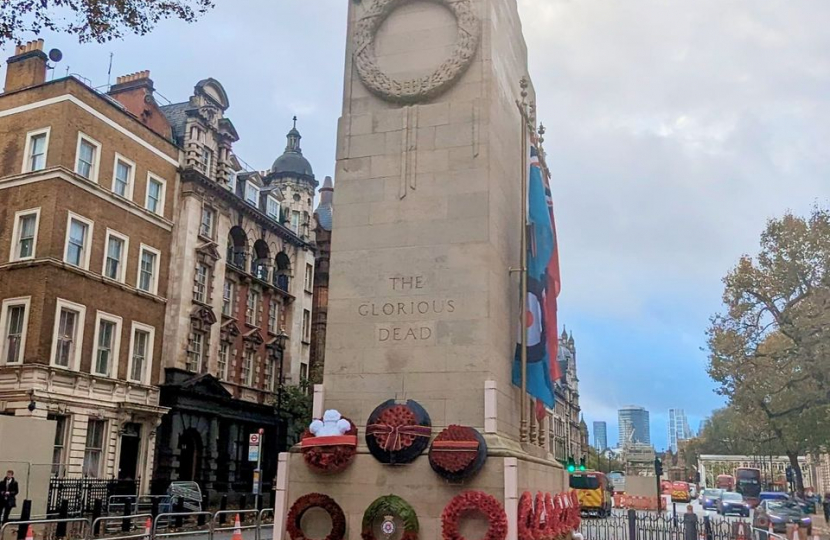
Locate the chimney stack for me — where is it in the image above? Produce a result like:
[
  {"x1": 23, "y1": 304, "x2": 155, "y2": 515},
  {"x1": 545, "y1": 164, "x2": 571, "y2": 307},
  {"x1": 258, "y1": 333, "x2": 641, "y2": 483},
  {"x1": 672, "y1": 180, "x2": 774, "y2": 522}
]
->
[
  {"x1": 4, "y1": 39, "x2": 48, "y2": 93},
  {"x1": 108, "y1": 70, "x2": 172, "y2": 139}
]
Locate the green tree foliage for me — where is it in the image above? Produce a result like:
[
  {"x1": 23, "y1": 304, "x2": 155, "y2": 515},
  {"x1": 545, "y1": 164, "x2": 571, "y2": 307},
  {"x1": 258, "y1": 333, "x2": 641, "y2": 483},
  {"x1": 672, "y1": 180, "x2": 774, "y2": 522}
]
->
[
  {"x1": 708, "y1": 206, "x2": 830, "y2": 494},
  {"x1": 275, "y1": 379, "x2": 312, "y2": 447},
  {"x1": 0, "y1": 0, "x2": 215, "y2": 47}
]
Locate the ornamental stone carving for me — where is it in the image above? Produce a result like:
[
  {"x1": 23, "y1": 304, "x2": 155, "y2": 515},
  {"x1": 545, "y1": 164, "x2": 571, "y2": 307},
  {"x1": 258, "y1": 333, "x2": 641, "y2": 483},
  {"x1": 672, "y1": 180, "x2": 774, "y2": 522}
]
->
[{"x1": 354, "y1": 0, "x2": 480, "y2": 104}]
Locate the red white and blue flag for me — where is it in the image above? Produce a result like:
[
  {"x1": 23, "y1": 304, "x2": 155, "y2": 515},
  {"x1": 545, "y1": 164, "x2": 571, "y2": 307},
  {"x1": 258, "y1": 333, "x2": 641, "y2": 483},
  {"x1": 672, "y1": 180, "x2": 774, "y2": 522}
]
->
[{"x1": 512, "y1": 144, "x2": 562, "y2": 410}]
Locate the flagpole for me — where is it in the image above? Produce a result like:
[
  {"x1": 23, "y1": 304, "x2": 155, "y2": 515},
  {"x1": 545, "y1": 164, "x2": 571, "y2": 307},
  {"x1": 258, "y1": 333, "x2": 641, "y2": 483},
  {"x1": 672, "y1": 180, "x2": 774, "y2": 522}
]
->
[{"x1": 518, "y1": 77, "x2": 530, "y2": 443}]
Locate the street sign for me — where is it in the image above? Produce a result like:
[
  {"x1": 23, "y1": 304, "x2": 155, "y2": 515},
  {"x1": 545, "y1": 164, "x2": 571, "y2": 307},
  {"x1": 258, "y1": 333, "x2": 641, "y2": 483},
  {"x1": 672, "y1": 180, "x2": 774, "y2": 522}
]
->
[
  {"x1": 252, "y1": 470, "x2": 261, "y2": 495},
  {"x1": 249, "y1": 433, "x2": 260, "y2": 446},
  {"x1": 248, "y1": 446, "x2": 259, "y2": 462}
]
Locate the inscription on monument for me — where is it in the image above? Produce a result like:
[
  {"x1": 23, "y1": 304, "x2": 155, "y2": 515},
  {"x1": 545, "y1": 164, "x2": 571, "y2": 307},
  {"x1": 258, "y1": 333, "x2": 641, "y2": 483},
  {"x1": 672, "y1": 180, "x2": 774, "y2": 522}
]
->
[{"x1": 358, "y1": 275, "x2": 458, "y2": 344}]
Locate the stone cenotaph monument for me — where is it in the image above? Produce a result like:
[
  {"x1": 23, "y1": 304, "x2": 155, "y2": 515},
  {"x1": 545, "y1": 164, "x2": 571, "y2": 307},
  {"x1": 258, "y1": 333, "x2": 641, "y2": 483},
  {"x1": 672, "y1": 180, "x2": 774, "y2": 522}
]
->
[{"x1": 275, "y1": 0, "x2": 568, "y2": 538}]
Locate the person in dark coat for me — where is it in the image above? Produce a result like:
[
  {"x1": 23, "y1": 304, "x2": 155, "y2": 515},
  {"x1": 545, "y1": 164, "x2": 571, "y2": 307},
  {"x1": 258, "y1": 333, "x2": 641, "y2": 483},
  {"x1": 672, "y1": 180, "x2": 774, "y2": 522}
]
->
[
  {"x1": 0, "y1": 470, "x2": 18, "y2": 524},
  {"x1": 823, "y1": 492, "x2": 830, "y2": 523}
]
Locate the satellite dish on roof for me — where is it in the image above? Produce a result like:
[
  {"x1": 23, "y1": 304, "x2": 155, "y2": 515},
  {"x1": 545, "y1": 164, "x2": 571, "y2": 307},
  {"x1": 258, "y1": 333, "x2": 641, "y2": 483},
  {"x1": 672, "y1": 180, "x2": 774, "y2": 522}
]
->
[{"x1": 48, "y1": 49, "x2": 63, "y2": 62}]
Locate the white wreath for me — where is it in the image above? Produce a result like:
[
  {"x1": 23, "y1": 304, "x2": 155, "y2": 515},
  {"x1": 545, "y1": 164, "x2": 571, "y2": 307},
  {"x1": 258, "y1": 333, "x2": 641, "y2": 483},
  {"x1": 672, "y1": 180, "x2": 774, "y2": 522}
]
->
[{"x1": 353, "y1": 0, "x2": 481, "y2": 104}]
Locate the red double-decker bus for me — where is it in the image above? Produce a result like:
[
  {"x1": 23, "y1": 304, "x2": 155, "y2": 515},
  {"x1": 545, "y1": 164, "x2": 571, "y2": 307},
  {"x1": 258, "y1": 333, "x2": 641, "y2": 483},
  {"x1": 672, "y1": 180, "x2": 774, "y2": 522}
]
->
[
  {"x1": 735, "y1": 467, "x2": 762, "y2": 507},
  {"x1": 716, "y1": 474, "x2": 735, "y2": 491}
]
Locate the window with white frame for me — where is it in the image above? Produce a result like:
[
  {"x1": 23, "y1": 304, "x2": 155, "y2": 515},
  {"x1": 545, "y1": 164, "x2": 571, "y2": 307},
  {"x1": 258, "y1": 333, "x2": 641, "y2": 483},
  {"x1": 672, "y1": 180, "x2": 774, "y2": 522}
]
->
[
  {"x1": 187, "y1": 331, "x2": 205, "y2": 373},
  {"x1": 228, "y1": 170, "x2": 237, "y2": 193},
  {"x1": 75, "y1": 133, "x2": 101, "y2": 182},
  {"x1": 245, "y1": 183, "x2": 259, "y2": 205},
  {"x1": 48, "y1": 414, "x2": 68, "y2": 476},
  {"x1": 300, "y1": 362, "x2": 308, "y2": 381},
  {"x1": 222, "y1": 280, "x2": 235, "y2": 317},
  {"x1": 145, "y1": 174, "x2": 165, "y2": 215},
  {"x1": 202, "y1": 146, "x2": 214, "y2": 176},
  {"x1": 302, "y1": 309, "x2": 311, "y2": 342},
  {"x1": 64, "y1": 213, "x2": 93, "y2": 269},
  {"x1": 51, "y1": 299, "x2": 86, "y2": 370},
  {"x1": 112, "y1": 154, "x2": 135, "y2": 199},
  {"x1": 266, "y1": 197, "x2": 280, "y2": 219},
  {"x1": 268, "y1": 299, "x2": 279, "y2": 334},
  {"x1": 193, "y1": 263, "x2": 209, "y2": 303},
  {"x1": 199, "y1": 206, "x2": 215, "y2": 238},
  {"x1": 83, "y1": 419, "x2": 105, "y2": 477},
  {"x1": 137, "y1": 245, "x2": 160, "y2": 294},
  {"x1": 10, "y1": 208, "x2": 40, "y2": 261},
  {"x1": 304, "y1": 263, "x2": 313, "y2": 292},
  {"x1": 246, "y1": 290, "x2": 259, "y2": 326},
  {"x1": 218, "y1": 343, "x2": 229, "y2": 380},
  {"x1": 92, "y1": 312, "x2": 121, "y2": 377},
  {"x1": 1, "y1": 297, "x2": 30, "y2": 365},
  {"x1": 128, "y1": 322, "x2": 154, "y2": 384},
  {"x1": 103, "y1": 229, "x2": 128, "y2": 283},
  {"x1": 242, "y1": 350, "x2": 254, "y2": 386},
  {"x1": 290, "y1": 211, "x2": 300, "y2": 233},
  {"x1": 264, "y1": 358, "x2": 274, "y2": 392},
  {"x1": 23, "y1": 128, "x2": 49, "y2": 173}
]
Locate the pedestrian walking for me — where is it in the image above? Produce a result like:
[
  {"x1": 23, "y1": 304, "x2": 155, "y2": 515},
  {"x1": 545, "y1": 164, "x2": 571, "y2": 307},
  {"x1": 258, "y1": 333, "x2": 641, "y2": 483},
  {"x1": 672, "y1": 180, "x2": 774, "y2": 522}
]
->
[
  {"x1": 0, "y1": 470, "x2": 18, "y2": 525},
  {"x1": 822, "y1": 492, "x2": 830, "y2": 524}
]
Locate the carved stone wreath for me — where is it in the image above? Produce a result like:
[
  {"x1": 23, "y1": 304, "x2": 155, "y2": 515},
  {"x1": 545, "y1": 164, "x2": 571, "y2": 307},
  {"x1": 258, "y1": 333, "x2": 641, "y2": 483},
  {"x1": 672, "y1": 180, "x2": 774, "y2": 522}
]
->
[{"x1": 354, "y1": 0, "x2": 480, "y2": 104}]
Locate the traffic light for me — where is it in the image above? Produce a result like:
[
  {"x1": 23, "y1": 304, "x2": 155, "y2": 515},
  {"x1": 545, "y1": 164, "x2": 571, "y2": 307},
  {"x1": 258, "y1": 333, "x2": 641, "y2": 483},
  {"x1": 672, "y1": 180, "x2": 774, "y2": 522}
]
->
[
  {"x1": 786, "y1": 466, "x2": 794, "y2": 483},
  {"x1": 654, "y1": 457, "x2": 663, "y2": 476},
  {"x1": 579, "y1": 456, "x2": 586, "y2": 471},
  {"x1": 695, "y1": 472, "x2": 701, "y2": 484},
  {"x1": 567, "y1": 456, "x2": 576, "y2": 473}
]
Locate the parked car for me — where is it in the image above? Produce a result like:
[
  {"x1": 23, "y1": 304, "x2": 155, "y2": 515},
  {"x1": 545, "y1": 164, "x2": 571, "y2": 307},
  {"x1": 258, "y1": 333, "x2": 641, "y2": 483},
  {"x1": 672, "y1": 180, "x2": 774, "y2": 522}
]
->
[
  {"x1": 717, "y1": 491, "x2": 750, "y2": 517},
  {"x1": 700, "y1": 488, "x2": 724, "y2": 511},
  {"x1": 795, "y1": 496, "x2": 816, "y2": 515},
  {"x1": 754, "y1": 499, "x2": 812, "y2": 535}
]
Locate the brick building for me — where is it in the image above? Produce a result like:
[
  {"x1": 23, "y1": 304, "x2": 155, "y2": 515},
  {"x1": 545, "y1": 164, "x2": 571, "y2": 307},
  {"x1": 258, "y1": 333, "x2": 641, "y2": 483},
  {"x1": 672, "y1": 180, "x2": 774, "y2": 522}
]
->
[
  {"x1": 0, "y1": 41, "x2": 178, "y2": 490},
  {"x1": 308, "y1": 176, "x2": 333, "y2": 382}
]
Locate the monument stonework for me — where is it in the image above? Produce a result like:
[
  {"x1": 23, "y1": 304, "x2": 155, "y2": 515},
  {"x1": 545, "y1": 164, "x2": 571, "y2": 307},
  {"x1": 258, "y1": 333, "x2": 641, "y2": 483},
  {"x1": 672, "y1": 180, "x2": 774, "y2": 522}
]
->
[{"x1": 275, "y1": 0, "x2": 568, "y2": 538}]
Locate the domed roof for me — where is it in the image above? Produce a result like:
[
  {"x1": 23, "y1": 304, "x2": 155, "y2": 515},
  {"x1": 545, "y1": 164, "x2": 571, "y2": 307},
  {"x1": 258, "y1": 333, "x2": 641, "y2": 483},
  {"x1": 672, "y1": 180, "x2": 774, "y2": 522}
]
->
[{"x1": 270, "y1": 117, "x2": 314, "y2": 179}]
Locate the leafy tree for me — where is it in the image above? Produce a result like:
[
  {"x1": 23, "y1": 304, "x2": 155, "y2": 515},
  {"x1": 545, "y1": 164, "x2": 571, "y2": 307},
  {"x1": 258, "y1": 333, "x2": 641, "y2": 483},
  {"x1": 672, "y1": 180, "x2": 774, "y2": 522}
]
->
[
  {"x1": 0, "y1": 0, "x2": 215, "y2": 47},
  {"x1": 708, "y1": 206, "x2": 830, "y2": 495},
  {"x1": 274, "y1": 378, "x2": 312, "y2": 449}
]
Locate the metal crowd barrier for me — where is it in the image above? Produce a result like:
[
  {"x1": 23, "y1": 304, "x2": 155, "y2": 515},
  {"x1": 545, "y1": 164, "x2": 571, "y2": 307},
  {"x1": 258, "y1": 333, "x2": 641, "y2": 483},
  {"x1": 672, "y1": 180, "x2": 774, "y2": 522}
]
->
[
  {"x1": 0, "y1": 517, "x2": 91, "y2": 540},
  {"x1": 91, "y1": 514, "x2": 153, "y2": 539},
  {"x1": 0, "y1": 508, "x2": 275, "y2": 540}
]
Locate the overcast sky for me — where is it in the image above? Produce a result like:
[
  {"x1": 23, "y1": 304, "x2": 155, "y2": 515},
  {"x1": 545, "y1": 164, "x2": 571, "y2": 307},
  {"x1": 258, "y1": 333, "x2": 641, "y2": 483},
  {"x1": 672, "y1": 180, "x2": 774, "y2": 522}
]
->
[{"x1": 10, "y1": 0, "x2": 830, "y2": 451}]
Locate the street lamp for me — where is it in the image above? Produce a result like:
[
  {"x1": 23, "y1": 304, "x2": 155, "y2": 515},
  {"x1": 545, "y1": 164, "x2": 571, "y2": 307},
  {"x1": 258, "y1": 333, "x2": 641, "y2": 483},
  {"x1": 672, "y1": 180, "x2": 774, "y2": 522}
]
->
[{"x1": 274, "y1": 329, "x2": 289, "y2": 452}]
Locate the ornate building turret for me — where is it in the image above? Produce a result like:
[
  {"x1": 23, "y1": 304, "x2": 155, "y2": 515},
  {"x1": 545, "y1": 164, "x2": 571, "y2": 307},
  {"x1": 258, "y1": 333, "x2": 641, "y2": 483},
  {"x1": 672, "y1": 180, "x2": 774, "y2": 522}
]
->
[{"x1": 265, "y1": 118, "x2": 318, "y2": 241}]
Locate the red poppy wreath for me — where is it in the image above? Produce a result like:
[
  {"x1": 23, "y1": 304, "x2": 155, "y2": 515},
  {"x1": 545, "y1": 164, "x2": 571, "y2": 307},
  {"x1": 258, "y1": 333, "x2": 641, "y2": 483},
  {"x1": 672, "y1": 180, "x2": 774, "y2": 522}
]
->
[
  {"x1": 286, "y1": 493, "x2": 346, "y2": 540},
  {"x1": 300, "y1": 410, "x2": 358, "y2": 474},
  {"x1": 441, "y1": 490, "x2": 508, "y2": 540}
]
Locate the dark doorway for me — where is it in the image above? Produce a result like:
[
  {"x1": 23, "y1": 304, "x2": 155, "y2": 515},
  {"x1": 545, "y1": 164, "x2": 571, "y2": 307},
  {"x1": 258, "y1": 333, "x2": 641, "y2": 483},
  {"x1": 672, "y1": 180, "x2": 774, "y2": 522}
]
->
[
  {"x1": 179, "y1": 429, "x2": 202, "y2": 482},
  {"x1": 118, "y1": 423, "x2": 142, "y2": 481}
]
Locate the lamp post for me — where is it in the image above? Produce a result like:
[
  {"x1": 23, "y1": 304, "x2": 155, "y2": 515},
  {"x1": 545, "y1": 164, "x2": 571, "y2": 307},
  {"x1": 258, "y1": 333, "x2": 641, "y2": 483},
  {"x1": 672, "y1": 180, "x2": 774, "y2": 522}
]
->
[{"x1": 274, "y1": 328, "x2": 289, "y2": 452}]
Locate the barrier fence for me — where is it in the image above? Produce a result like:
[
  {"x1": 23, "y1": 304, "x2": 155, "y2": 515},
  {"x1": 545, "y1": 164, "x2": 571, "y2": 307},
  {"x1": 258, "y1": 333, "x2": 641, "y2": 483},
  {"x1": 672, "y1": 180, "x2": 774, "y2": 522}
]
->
[{"x1": 0, "y1": 508, "x2": 276, "y2": 540}]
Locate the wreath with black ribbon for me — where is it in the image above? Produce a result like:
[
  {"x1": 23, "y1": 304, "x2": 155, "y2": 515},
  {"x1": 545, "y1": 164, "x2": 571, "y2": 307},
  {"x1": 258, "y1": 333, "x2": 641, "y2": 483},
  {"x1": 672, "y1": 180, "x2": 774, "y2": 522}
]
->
[
  {"x1": 429, "y1": 425, "x2": 487, "y2": 482},
  {"x1": 365, "y1": 399, "x2": 432, "y2": 464},
  {"x1": 441, "y1": 491, "x2": 508, "y2": 540},
  {"x1": 286, "y1": 493, "x2": 346, "y2": 540},
  {"x1": 300, "y1": 418, "x2": 359, "y2": 474},
  {"x1": 361, "y1": 495, "x2": 420, "y2": 540}
]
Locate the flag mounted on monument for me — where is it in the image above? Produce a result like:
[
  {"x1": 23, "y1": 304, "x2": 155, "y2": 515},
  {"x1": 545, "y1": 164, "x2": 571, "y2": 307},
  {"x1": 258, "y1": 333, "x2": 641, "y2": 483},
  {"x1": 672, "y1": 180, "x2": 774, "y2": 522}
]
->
[{"x1": 512, "y1": 144, "x2": 562, "y2": 409}]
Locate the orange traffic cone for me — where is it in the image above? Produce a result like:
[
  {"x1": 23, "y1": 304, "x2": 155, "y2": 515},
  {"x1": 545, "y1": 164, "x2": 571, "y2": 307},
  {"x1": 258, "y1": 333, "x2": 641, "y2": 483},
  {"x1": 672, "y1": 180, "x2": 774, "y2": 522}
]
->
[
  {"x1": 24, "y1": 525, "x2": 34, "y2": 540},
  {"x1": 231, "y1": 513, "x2": 243, "y2": 540},
  {"x1": 144, "y1": 517, "x2": 152, "y2": 540},
  {"x1": 793, "y1": 527, "x2": 800, "y2": 540}
]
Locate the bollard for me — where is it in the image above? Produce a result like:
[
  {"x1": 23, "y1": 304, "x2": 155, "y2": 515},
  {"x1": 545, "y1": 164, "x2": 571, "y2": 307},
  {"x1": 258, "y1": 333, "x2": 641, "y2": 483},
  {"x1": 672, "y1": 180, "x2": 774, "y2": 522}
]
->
[
  {"x1": 175, "y1": 497, "x2": 184, "y2": 528},
  {"x1": 219, "y1": 495, "x2": 228, "y2": 525},
  {"x1": 627, "y1": 509, "x2": 637, "y2": 540},
  {"x1": 683, "y1": 510, "x2": 698, "y2": 540},
  {"x1": 257, "y1": 492, "x2": 263, "y2": 511},
  {"x1": 16, "y1": 500, "x2": 32, "y2": 540},
  {"x1": 122, "y1": 498, "x2": 133, "y2": 532},
  {"x1": 92, "y1": 499, "x2": 103, "y2": 536},
  {"x1": 239, "y1": 494, "x2": 247, "y2": 513},
  {"x1": 151, "y1": 497, "x2": 160, "y2": 518},
  {"x1": 56, "y1": 499, "x2": 69, "y2": 539},
  {"x1": 269, "y1": 489, "x2": 275, "y2": 510},
  {"x1": 197, "y1": 494, "x2": 208, "y2": 526}
]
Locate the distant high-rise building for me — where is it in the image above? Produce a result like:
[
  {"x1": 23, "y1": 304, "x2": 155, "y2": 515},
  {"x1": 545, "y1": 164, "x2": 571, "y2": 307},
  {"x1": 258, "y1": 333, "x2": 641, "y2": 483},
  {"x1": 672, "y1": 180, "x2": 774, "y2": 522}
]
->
[
  {"x1": 593, "y1": 421, "x2": 608, "y2": 451},
  {"x1": 668, "y1": 408, "x2": 693, "y2": 452},
  {"x1": 618, "y1": 406, "x2": 651, "y2": 446}
]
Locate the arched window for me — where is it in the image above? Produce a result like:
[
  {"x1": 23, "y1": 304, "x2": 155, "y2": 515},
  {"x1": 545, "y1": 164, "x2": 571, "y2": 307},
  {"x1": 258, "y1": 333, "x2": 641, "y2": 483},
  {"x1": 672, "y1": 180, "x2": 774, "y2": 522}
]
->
[
  {"x1": 227, "y1": 226, "x2": 248, "y2": 269},
  {"x1": 274, "y1": 251, "x2": 291, "y2": 291},
  {"x1": 253, "y1": 239, "x2": 271, "y2": 281}
]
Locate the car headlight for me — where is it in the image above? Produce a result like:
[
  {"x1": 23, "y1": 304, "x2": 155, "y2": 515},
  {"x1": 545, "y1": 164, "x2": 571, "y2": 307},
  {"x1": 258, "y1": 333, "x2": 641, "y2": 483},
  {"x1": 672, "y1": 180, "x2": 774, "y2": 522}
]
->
[{"x1": 802, "y1": 517, "x2": 811, "y2": 523}]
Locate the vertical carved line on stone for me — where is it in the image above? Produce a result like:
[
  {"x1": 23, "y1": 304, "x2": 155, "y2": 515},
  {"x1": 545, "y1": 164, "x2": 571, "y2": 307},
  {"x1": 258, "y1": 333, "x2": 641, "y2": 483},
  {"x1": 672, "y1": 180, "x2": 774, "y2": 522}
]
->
[
  {"x1": 472, "y1": 99, "x2": 480, "y2": 157},
  {"x1": 409, "y1": 104, "x2": 419, "y2": 192},
  {"x1": 399, "y1": 106, "x2": 410, "y2": 200},
  {"x1": 399, "y1": 105, "x2": 419, "y2": 199}
]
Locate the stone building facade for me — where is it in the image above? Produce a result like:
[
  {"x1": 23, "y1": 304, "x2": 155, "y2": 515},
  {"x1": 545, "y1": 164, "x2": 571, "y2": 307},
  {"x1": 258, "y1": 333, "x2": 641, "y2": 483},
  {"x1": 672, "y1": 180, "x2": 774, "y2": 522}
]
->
[
  {"x1": 142, "y1": 78, "x2": 317, "y2": 495},
  {"x1": 0, "y1": 42, "x2": 178, "y2": 491},
  {"x1": 308, "y1": 176, "x2": 333, "y2": 382},
  {"x1": 548, "y1": 329, "x2": 585, "y2": 461}
]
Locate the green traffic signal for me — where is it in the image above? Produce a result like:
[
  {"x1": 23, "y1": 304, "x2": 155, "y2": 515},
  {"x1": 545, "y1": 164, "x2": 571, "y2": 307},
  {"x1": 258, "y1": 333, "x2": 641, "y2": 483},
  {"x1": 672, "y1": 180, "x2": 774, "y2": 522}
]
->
[{"x1": 567, "y1": 464, "x2": 576, "y2": 472}]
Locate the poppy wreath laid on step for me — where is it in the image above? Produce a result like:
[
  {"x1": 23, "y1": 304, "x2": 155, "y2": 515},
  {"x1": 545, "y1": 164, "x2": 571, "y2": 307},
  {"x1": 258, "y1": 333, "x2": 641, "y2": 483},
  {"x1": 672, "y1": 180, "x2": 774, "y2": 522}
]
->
[
  {"x1": 286, "y1": 493, "x2": 346, "y2": 540},
  {"x1": 365, "y1": 399, "x2": 432, "y2": 464},
  {"x1": 300, "y1": 417, "x2": 358, "y2": 474},
  {"x1": 429, "y1": 425, "x2": 488, "y2": 482},
  {"x1": 361, "y1": 494, "x2": 420, "y2": 540},
  {"x1": 441, "y1": 490, "x2": 508, "y2": 540}
]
